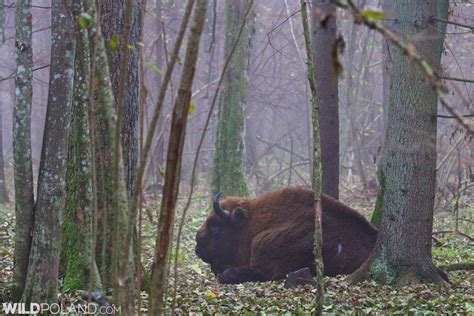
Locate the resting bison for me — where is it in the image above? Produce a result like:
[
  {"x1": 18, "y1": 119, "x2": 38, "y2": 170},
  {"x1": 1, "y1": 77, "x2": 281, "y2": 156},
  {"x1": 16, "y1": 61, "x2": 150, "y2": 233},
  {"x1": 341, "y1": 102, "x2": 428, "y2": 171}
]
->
[{"x1": 195, "y1": 187, "x2": 378, "y2": 284}]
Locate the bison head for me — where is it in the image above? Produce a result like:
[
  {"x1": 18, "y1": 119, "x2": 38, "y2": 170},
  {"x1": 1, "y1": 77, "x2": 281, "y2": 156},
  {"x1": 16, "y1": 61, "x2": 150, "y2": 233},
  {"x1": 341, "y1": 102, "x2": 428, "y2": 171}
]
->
[{"x1": 195, "y1": 192, "x2": 249, "y2": 276}]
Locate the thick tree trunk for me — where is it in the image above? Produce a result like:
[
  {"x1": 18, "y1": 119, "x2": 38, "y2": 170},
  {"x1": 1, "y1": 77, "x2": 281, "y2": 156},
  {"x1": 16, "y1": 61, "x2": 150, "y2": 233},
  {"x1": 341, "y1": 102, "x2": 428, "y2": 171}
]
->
[
  {"x1": 311, "y1": 0, "x2": 339, "y2": 199},
  {"x1": 12, "y1": 0, "x2": 34, "y2": 300},
  {"x1": 61, "y1": 1, "x2": 101, "y2": 291},
  {"x1": 148, "y1": 0, "x2": 208, "y2": 313},
  {"x1": 212, "y1": 0, "x2": 255, "y2": 197},
  {"x1": 351, "y1": 0, "x2": 449, "y2": 286},
  {"x1": 22, "y1": 0, "x2": 76, "y2": 304},
  {"x1": 100, "y1": 0, "x2": 141, "y2": 199}
]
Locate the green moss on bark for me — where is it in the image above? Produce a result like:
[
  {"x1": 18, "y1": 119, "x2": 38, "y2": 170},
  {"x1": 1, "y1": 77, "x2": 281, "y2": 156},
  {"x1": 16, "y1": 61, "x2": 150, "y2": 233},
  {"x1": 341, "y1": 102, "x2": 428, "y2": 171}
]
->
[
  {"x1": 212, "y1": 0, "x2": 255, "y2": 197},
  {"x1": 371, "y1": 170, "x2": 385, "y2": 228},
  {"x1": 61, "y1": 8, "x2": 101, "y2": 291}
]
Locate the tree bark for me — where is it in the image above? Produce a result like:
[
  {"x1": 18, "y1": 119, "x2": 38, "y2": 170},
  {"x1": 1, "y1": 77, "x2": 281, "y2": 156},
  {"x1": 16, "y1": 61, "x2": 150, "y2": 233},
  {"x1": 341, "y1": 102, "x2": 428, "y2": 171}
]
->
[
  {"x1": 0, "y1": 90, "x2": 8, "y2": 203},
  {"x1": 371, "y1": 0, "x2": 394, "y2": 228},
  {"x1": 0, "y1": 0, "x2": 8, "y2": 204},
  {"x1": 100, "y1": 0, "x2": 141, "y2": 199},
  {"x1": 211, "y1": 0, "x2": 255, "y2": 197},
  {"x1": 61, "y1": 0, "x2": 101, "y2": 292},
  {"x1": 22, "y1": 0, "x2": 76, "y2": 304},
  {"x1": 311, "y1": 0, "x2": 339, "y2": 199},
  {"x1": 301, "y1": 1, "x2": 324, "y2": 313},
  {"x1": 12, "y1": 0, "x2": 34, "y2": 300},
  {"x1": 148, "y1": 0, "x2": 208, "y2": 313},
  {"x1": 351, "y1": 0, "x2": 449, "y2": 286}
]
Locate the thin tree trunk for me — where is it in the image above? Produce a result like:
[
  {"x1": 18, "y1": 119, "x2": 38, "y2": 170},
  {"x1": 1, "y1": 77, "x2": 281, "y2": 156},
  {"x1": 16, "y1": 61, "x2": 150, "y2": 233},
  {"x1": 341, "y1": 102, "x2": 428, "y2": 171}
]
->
[
  {"x1": 351, "y1": 0, "x2": 449, "y2": 286},
  {"x1": 211, "y1": 0, "x2": 255, "y2": 197},
  {"x1": 301, "y1": 0, "x2": 324, "y2": 314},
  {"x1": 311, "y1": 0, "x2": 339, "y2": 199},
  {"x1": 0, "y1": 0, "x2": 4, "y2": 203},
  {"x1": 148, "y1": 0, "x2": 208, "y2": 313},
  {"x1": 0, "y1": 92, "x2": 8, "y2": 203},
  {"x1": 0, "y1": 1, "x2": 8, "y2": 203},
  {"x1": 22, "y1": 0, "x2": 76, "y2": 304},
  {"x1": 12, "y1": 0, "x2": 35, "y2": 300}
]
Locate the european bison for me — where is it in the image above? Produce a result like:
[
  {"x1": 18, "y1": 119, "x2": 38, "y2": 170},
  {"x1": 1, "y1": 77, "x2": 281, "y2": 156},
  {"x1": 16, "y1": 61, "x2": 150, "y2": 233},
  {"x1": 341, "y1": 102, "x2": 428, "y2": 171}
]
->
[{"x1": 195, "y1": 187, "x2": 378, "y2": 284}]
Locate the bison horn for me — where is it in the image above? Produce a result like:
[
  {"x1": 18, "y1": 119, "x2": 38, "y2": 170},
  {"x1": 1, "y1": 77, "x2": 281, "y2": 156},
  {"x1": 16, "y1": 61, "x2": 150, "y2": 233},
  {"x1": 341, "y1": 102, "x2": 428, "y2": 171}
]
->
[{"x1": 213, "y1": 192, "x2": 230, "y2": 219}]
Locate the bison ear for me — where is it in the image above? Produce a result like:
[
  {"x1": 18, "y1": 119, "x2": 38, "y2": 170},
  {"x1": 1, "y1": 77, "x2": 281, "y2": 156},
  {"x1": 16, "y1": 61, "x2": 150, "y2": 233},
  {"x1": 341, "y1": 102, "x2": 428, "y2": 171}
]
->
[{"x1": 230, "y1": 207, "x2": 248, "y2": 227}]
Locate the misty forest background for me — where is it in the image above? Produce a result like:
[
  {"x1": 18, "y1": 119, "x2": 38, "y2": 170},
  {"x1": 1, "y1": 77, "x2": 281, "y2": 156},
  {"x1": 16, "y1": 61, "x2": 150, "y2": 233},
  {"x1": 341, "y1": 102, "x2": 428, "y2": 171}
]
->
[{"x1": 0, "y1": 0, "x2": 473, "y2": 314}]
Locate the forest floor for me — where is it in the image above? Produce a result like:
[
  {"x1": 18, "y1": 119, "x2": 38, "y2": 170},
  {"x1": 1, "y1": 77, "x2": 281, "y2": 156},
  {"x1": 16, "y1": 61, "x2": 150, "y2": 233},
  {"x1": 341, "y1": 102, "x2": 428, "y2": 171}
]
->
[{"x1": 0, "y1": 188, "x2": 473, "y2": 314}]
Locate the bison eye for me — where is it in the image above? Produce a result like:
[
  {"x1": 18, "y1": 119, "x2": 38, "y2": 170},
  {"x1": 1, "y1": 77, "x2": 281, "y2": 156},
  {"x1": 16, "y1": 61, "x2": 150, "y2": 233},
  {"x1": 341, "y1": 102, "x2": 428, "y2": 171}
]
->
[{"x1": 208, "y1": 220, "x2": 221, "y2": 236}]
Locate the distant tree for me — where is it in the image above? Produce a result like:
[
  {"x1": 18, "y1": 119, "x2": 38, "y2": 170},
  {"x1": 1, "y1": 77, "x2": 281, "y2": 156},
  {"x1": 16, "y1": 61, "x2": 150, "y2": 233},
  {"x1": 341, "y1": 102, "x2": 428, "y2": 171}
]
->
[
  {"x1": 311, "y1": 0, "x2": 339, "y2": 199},
  {"x1": 212, "y1": 0, "x2": 255, "y2": 197},
  {"x1": 148, "y1": 0, "x2": 208, "y2": 313},
  {"x1": 12, "y1": 0, "x2": 34, "y2": 300},
  {"x1": 351, "y1": 0, "x2": 450, "y2": 286},
  {"x1": 22, "y1": 0, "x2": 76, "y2": 304}
]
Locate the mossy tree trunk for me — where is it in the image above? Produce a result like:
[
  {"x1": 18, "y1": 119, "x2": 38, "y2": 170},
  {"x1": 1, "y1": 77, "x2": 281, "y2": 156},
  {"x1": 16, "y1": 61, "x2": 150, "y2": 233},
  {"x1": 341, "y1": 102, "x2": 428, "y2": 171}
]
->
[
  {"x1": 87, "y1": 4, "x2": 134, "y2": 313},
  {"x1": 311, "y1": 0, "x2": 339, "y2": 199},
  {"x1": 61, "y1": 0, "x2": 101, "y2": 292},
  {"x1": 148, "y1": 0, "x2": 208, "y2": 313},
  {"x1": 351, "y1": 0, "x2": 449, "y2": 287},
  {"x1": 212, "y1": 0, "x2": 255, "y2": 197},
  {"x1": 99, "y1": 3, "x2": 140, "y2": 312},
  {"x1": 22, "y1": 0, "x2": 76, "y2": 305},
  {"x1": 12, "y1": 0, "x2": 34, "y2": 300}
]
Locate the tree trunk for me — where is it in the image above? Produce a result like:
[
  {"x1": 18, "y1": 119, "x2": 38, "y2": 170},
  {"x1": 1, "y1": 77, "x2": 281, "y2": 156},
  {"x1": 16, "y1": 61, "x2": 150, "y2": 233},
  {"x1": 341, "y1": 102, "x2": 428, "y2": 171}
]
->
[
  {"x1": 351, "y1": 0, "x2": 449, "y2": 286},
  {"x1": 61, "y1": 0, "x2": 101, "y2": 291},
  {"x1": 12, "y1": 0, "x2": 34, "y2": 300},
  {"x1": 148, "y1": 0, "x2": 208, "y2": 313},
  {"x1": 0, "y1": 91, "x2": 8, "y2": 203},
  {"x1": 0, "y1": 1, "x2": 8, "y2": 203},
  {"x1": 99, "y1": 0, "x2": 141, "y2": 199},
  {"x1": 311, "y1": 0, "x2": 339, "y2": 199},
  {"x1": 301, "y1": 1, "x2": 324, "y2": 313},
  {"x1": 212, "y1": 0, "x2": 255, "y2": 197},
  {"x1": 371, "y1": 0, "x2": 394, "y2": 228},
  {"x1": 22, "y1": 0, "x2": 76, "y2": 304}
]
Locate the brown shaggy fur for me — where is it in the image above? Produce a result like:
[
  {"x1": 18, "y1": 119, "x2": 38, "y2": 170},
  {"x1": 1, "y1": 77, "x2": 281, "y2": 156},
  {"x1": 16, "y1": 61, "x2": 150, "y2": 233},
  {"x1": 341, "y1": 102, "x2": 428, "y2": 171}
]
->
[{"x1": 195, "y1": 187, "x2": 378, "y2": 284}]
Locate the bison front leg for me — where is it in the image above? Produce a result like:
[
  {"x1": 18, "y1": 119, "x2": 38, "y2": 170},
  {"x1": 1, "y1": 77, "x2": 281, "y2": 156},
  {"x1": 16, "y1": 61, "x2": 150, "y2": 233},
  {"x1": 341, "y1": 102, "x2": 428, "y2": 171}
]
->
[{"x1": 218, "y1": 267, "x2": 266, "y2": 284}]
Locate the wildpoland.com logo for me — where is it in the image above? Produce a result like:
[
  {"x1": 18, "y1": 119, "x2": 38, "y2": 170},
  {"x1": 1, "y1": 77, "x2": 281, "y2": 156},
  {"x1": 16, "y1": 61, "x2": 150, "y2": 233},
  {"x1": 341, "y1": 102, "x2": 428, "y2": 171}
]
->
[{"x1": 2, "y1": 302, "x2": 121, "y2": 315}]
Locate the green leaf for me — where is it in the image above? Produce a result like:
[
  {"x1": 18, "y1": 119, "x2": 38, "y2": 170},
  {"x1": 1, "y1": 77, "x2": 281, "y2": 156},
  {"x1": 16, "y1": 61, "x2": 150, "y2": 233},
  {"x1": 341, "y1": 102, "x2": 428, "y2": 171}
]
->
[
  {"x1": 189, "y1": 101, "x2": 196, "y2": 113},
  {"x1": 108, "y1": 34, "x2": 119, "y2": 50},
  {"x1": 79, "y1": 12, "x2": 92, "y2": 29},
  {"x1": 360, "y1": 9, "x2": 385, "y2": 20},
  {"x1": 145, "y1": 63, "x2": 164, "y2": 75},
  {"x1": 127, "y1": 44, "x2": 136, "y2": 50},
  {"x1": 190, "y1": 262, "x2": 203, "y2": 275}
]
